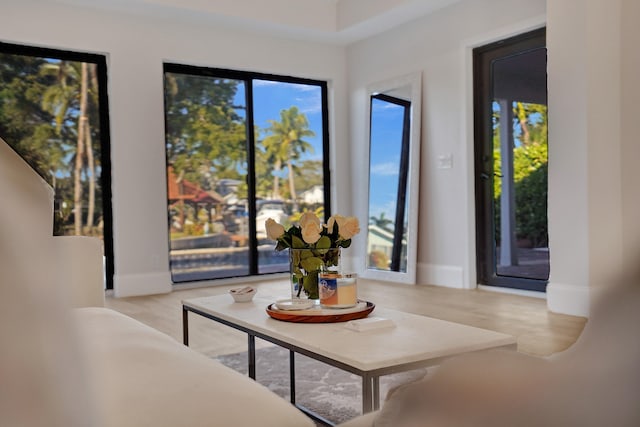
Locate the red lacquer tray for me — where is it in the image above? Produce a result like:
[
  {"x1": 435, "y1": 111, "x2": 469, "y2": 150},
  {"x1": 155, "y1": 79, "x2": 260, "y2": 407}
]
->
[{"x1": 266, "y1": 300, "x2": 375, "y2": 323}]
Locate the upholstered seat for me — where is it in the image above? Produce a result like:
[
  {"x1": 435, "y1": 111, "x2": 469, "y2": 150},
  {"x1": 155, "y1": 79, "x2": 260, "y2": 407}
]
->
[{"x1": 337, "y1": 271, "x2": 640, "y2": 427}]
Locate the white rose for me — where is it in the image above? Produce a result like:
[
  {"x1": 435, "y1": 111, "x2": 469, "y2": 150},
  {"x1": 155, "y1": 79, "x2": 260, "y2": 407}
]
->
[
  {"x1": 299, "y1": 211, "x2": 321, "y2": 230},
  {"x1": 301, "y1": 222, "x2": 321, "y2": 244},
  {"x1": 265, "y1": 218, "x2": 285, "y2": 240},
  {"x1": 326, "y1": 215, "x2": 343, "y2": 234},
  {"x1": 336, "y1": 216, "x2": 360, "y2": 240}
]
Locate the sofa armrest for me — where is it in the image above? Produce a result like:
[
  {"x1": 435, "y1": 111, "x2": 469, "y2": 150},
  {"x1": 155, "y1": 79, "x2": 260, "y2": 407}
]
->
[
  {"x1": 55, "y1": 236, "x2": 105, "y2": 307},
  {"x1": 336, "y1": 412, "x2": 377, "y2": 427},
  {"x1": 73, "y1": 307, "x2": 315, "y2": 427}
]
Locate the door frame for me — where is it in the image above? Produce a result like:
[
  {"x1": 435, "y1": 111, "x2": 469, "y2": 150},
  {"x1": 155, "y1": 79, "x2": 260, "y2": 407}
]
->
[{"x1": 473, "y1": 27, "x2": 548, "y2": 292}]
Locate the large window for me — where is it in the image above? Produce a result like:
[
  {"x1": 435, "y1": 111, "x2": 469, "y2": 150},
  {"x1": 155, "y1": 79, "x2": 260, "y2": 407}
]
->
[
  {"x1": 163, "y1": 64, "x2": 330, "y2": 283},
  {"x1": 0, "y1": 42, "x2": 113, "y2": 289}
]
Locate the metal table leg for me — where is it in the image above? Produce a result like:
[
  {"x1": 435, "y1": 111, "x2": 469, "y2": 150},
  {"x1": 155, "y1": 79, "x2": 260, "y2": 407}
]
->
[
  {"x1": 182, "y1": 307, "x2": 189, "y2": 346},
  {"x1": 289, "y1": 350, "x2": 296, "y2": 404},
  {"x1": 248, "y1": 334, "x2": 256, "y2": 379},
  {"x1": 373, "y1": 376, "x2": 380, "y2": 410},
  {"x1": 362, "y1": 374, "x2": 373, "y2": 413}
]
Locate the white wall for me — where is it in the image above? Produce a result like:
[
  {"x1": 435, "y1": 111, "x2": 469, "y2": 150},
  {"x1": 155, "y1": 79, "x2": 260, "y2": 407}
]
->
[
  {"x1": 346, "y1": 0, "x2": 639, "y2": 316},
  {"x1": 621, "y1": 0, "x2": 640, "y2": 273},
  {"x1": 547, "y1": 0, "x2": 639, "y2": 316},
  {"x1": 0, "y1": 0, "x2": 350, "y2": 296},
  {"x1": 347, "y1": 0, "x2": 546, "y2": 290},
  {"x1": 3, "y1": 0, "x2": 637, "y2": 312}
]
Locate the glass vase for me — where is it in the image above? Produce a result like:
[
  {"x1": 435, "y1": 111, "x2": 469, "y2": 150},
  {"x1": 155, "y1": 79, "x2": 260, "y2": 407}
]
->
[{"x1": 289, "y1": 247, "x2": 341, "y2": 301}]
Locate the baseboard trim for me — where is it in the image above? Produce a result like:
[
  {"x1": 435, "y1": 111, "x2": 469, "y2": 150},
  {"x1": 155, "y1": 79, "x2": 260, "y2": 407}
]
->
[
  {"x1": 418, "y1": 263, "x2": 466, "y2": 289},
  {"x1": 478, "y1": 285, "x2": 546, "y2": 299},
  {"x1": 546, "y1": 281, "x2": 590, "y2": 317},
  {"x1": 113, "y1": 271, "x2": 172, "y2": 297}
]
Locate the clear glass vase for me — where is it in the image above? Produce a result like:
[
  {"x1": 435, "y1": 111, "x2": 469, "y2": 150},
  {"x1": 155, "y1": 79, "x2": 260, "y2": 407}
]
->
[{"x1": 289, "y1": 247, "x2": 341, "y2": 301}]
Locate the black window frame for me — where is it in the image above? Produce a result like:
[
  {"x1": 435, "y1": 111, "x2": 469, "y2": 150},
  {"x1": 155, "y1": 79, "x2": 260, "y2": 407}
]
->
[
  {"x1": 163, "y1": 63, "x2": 331, "y2": 283},
  {"x1": 0, "y1": 41, "x2": 114, "y2": 290}
]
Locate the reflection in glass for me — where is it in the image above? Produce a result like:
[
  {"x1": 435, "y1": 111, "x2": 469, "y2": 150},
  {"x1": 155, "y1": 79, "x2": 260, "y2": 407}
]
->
[{"x1": 366, "y1": 94, "x2": 410, "y2": 272}]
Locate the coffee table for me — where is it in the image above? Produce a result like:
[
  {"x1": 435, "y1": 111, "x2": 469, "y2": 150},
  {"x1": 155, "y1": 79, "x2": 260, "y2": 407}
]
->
[{"x1": 182, "y1": 295, "x2": 516, "y2": 425}]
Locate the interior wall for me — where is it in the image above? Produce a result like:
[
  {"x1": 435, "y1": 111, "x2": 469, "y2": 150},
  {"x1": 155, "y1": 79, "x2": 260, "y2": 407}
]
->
[
  {"x1": 546, "y1": 0, "x2": 638, "y2": 316},
  {"x1": 347, "y1": 0, "x2": 546, "y2": 289},
  {"x1": 0, "y1": 0, "x2": 349, "y2": 297},
  {"x1": 621, "y1": 0, "x2": 640, "y2": 272}
]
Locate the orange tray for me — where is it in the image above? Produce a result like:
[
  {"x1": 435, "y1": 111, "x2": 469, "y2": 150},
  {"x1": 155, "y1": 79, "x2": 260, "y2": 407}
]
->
[{"x1": 266, "y1": 300, "x2": 375, "y2": 323}]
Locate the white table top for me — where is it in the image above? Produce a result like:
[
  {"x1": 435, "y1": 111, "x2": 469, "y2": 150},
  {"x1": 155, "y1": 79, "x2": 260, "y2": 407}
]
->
[{"x1": 183, "y1": 295, "x2": 517, "y2": 373}]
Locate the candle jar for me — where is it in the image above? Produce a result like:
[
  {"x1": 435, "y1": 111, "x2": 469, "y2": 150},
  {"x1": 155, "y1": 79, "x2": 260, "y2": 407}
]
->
[{"x1": 319, "y1": 272, "x2": 358, "y2": 309}]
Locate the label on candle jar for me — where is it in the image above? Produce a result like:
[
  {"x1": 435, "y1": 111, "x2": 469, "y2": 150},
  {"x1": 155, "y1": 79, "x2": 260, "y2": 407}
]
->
[{"x1": 319, "y1": 273, "x2": 357, "y2": 308}]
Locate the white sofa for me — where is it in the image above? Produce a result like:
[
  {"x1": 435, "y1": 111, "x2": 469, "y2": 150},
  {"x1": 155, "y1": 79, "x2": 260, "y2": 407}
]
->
[
  {"x1": 0, "y1": 138, "x2": 314, "y2": 427},
  {"x1": 74, "y1": 305, "x2": 315, "y2": 427},
  {"x1": 336, "y1": 269, "x2": 640, "y2": 427}
]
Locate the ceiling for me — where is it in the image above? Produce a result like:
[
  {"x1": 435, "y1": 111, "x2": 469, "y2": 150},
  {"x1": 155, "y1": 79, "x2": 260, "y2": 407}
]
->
[{"x1": 51, "y1": 0, "x2": 462, "y2": 44}]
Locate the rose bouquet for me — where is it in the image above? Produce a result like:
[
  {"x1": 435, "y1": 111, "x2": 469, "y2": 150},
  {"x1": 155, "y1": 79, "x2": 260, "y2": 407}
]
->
[{"x1": 266, "y1": 212, "x2": 360, "y2": 299}]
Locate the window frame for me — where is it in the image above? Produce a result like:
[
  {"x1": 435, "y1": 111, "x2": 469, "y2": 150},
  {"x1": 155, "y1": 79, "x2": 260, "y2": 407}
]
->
[
  {"x1": 162, "y1": 63, "x2": 331, "y2": 283},
  {"x1": 0, "y1": 41, "x2": 114, "y2": 290}
]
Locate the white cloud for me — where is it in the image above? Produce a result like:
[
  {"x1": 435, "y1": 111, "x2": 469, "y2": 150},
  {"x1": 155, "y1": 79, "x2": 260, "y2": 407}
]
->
[
  {"x1": 370, "y1": 162, "x2": 399, "y2": 176},
  {"x1": 296, "y1": 92, "x2": 322, "y2": 114},
  {"x1": 252, "y1": 79, "x2": 280, "y2": 87},
  {"x1": 372, "y1": 102, "x2": 403, "y2": 113}
]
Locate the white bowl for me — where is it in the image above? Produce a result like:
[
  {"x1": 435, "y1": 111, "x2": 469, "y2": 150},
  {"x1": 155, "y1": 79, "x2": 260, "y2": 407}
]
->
[{"x1": 229, "y1": 286, "x2": 256, "y2": 302}]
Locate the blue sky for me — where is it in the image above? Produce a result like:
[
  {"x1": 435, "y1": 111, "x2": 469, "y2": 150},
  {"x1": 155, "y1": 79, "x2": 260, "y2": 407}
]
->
[
  {"x1": 235, "y1": 79, "x2": 400, "y2": 222},
  {"x1": 368, "y1": 98, "x2": 404, "y2": 223},
  {"x1": 234, "y1": 79, "x2": 324, "y2": 162}
]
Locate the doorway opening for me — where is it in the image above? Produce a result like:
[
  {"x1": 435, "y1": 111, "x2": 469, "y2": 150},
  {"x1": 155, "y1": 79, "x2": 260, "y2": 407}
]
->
[{"x1": 473, "y1": 28, "x2": 548, "y2": 292}]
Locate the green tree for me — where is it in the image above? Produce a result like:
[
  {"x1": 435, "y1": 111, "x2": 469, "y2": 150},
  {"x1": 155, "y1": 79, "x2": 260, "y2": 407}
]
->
[
  {"x1": 295, "y1": 159, "x2": 324, "y2": 191},
  {"x1": 369, "y1": 212, "x2": 393, "y2": 231},
  {"x1": 493, "y1": 102, "x2": 548, "y2": 246},
  {"x1": 262, "y1": 106, "x2": 315, "y2": 202},
  {"x1": 1, "y1": 53, "x2": 103, "y2": 236},
  {"x1": 0, "y1": 54, "x2": 63, "y2": 182},
  {"x1": 164, "y1": 73, "x2": 247, "y2": 189},
  {"x1": 40, "y1": 60, "x2": 100, "y2": 235}
]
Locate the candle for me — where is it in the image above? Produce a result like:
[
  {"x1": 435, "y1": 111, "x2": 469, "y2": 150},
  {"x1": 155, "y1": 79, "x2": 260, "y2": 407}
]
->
[{"x1": 319, "y1": 273, "x2": 358, "y2": 308}]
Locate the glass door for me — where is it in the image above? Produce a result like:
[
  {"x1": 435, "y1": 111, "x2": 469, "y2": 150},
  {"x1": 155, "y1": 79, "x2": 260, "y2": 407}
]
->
[{"x1": 473, "y1": 28, "x2": 549, "y2": 291}]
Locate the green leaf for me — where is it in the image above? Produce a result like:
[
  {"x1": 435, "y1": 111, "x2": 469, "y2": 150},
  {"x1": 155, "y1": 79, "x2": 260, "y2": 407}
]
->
[
  {"x1": 338, "y1": 239, "x2": 352, "y2": 249},
  {"x1": 300, "y1": 256, "x2": 324, "y2": 272},
  {"x1": 302, "y1": 272, "x2": 319, "y2": 299},
  {"x1": 315, "y1": 235, "x2": 331, "y2": 249},
  {"x1": 291, "y1": 235, "x2": 306, "y2": 248}
]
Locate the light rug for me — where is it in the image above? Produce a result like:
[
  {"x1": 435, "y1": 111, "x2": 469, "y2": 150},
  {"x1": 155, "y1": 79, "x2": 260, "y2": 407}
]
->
[{"x1": 215, "y1": 346, "x2": 426, "y2": 425}]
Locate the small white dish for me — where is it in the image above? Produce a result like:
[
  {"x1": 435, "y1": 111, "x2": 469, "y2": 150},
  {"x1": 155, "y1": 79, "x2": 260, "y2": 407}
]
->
[
  {"x1": 229, "y1": 286, "x2": 256, "y2": 302},
  {"x1": 274, "y1": 299, "x2": 314, "y2": 311}
]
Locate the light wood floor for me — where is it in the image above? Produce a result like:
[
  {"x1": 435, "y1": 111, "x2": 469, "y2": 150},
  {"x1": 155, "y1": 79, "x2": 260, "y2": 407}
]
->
[{"x1": 105, "y1": 278, "x2": 587, "y2": 358}]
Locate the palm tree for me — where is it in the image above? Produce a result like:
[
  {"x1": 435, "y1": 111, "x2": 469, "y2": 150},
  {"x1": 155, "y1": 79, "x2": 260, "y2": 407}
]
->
[
  {"x1": 262, "y1": 107, "x2": 315, "y2": 202},
  {"x1": 74, "y1": 62, "x2": 89, "y2": 235},
  {"x1": 369, "y1": 212, "x2": 394, "y2": 231},
  {"x1": 84, "y1": 63, "x2": 99, "y2": 230},
  {"x1": 41, "y1": 60, "x2": 96, "y2": 235},
  {"x1": 41, "y1": 60, "x2": 83, "y2": 233}
]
